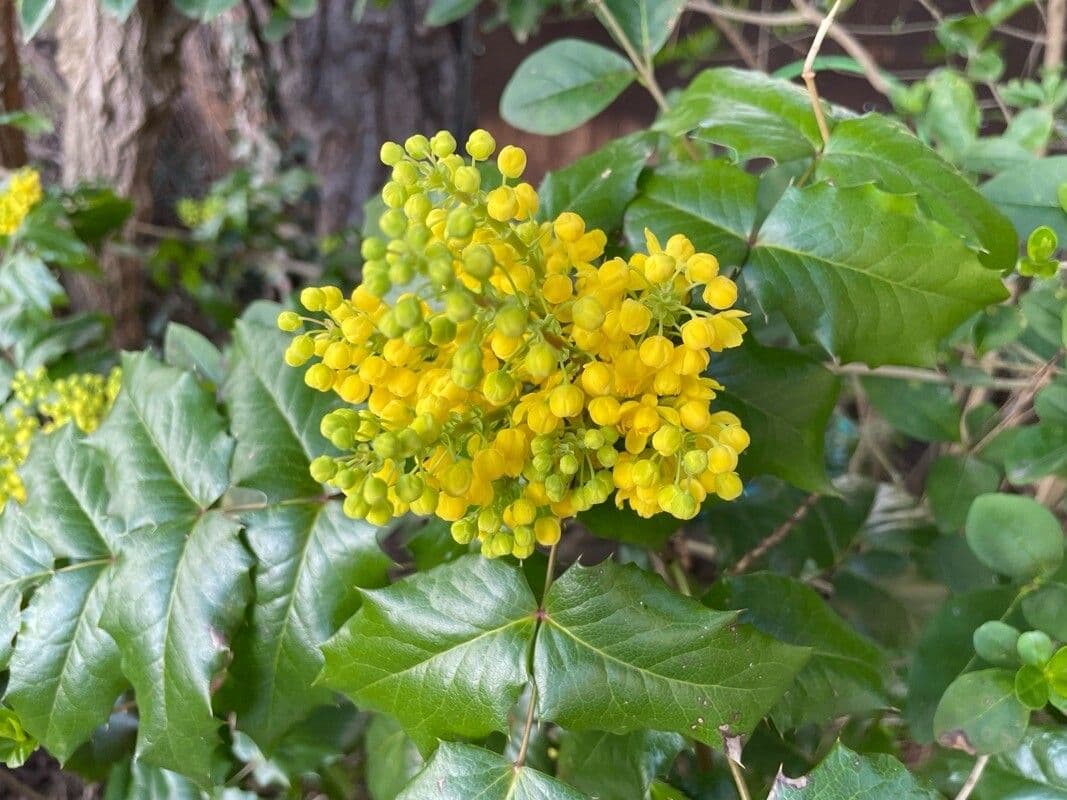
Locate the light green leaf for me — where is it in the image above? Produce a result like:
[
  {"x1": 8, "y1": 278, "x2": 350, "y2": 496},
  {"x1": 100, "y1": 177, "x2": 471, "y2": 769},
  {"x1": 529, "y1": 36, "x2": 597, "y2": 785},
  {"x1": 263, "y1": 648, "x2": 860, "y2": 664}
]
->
[
  {"x1": 862, "y1": 376, "x2": 962, "y2": 442},
  {"x1": 397, "y1": 742, "x2": 587, "y2": 799},
  {"x1": 0, "y1": 252, "x2": 63, "y2": 312},
  {"x1": 925, "y1": 455, "x2": 1001, "y2": 533},
  {"x1": 102, "y1": 758, "x2": 203, "y2": 800},
  {"x1": 769, "y1": 743, "x2": 941, "y2": 799},
  {"x1": 982, "y1": 155, "x2": 1067, "y2": 241},
  {"x1": 164, "y1": 323, "x2": 224, "y2": 387},
  {"x1": 366, "y1": 714, "x2": 424, "y2": 800},
  {"x1": 93, "y1": 352, "x2": 233, "y2": 527},
  {"x1": 535, "y1": 560, "x2": 809, "y2": 746},
  {"x1": 424, "y1": 0, "x2": 478, "y2": 25},
  {"x1": 6, "y1": 564, "x2": 124, "y2": 763},
  {"x1": 934, "y1": 669, "x2": 1030, "y2": 754},
  {"x1": 226, "y1": 502, "x2": 389, "y2": 752},
  {"x1": 556, "y1": 729, "x2": 684, "y2": 800},
  {"x1": 746, "y1": 183, "x2": 1008, "y2": 366},
  {"x1": 171, "y1": 0, "x2": 239, "y2": 20},
  {"x1": 0, "y1": 508, "x2": 52, "y2": 670},
  {"x1": 101, "y1": 513, "x2": 252, "y2": 784},
  {"x1": 918, "y1": 70, "x2": 979, "y2": 162},
  {"x1": 596, "y1": 0, "x2": 686, "y2": 59},
  {"x1": 539, "y1": 133, "x2": 652, "y2": 232},
  {"x1": 706, "y1": 573, "x2": 887, "y2": 730},
  {"x1": 1005, "y1": 423, "x2": 1067, "y2": 484},
  {"x1": 1022, "y1": 564, "x2": 1067, "y2": 640},
  {"x1": 905, "y1": 588, "x2": 1018, "y2": 743},
  {"x1": 656, "y1": 67, "x2": 825, "y2": 163},
  {"x1": 818, "y1": 114, "x2": 1017, "y2": 270},
  {"x1": 18, "y1": 0, "x2": 55, "y2": 38},
  {"x1": 320, "y1": 555, "x2": 537, "y2": 752},
  {"x1": 624, "y1": 160, "x2": 758, "y2": 269},
  {"x1": 708, "y1": 341, "x2": 839, "y2": 492},
  {"x1": 965, "y1": 493, "x2": 1064, "y2": 581},
  {"x1": 578, "y1": 502, "x2": 679, "y2": 548},
  {"x1": 225, "y1": 315, "x2": 339, "y2": 501},
  {"x1": 500, "y1": 39, "x2": 635, "y2": 135}
]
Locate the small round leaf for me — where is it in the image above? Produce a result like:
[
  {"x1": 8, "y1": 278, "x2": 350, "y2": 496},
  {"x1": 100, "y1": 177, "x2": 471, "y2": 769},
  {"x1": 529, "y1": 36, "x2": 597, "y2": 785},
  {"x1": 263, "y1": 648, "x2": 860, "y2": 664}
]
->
[
  {"x1": 1017, "y1": 630, "x2": 1054, "y2": 666},
  {"x1": 973, "y1": 620, "x2": 1020, "y2": 667},
  {"x1": 1026, "y1": 225, "x2": 1058, "y2": 261},
  {"x1": 965, "y1": 494, "x2": 1064, "y2": 581},
  {"x1": 934, "y1": 669, "x2": 1029, "y2": 755},
  {"x1": 1023, "y1": 581, "x2": 1067, "y2": 639},
  {"x1": 1048, "y1": 646, "x2": 1067, "y2": 697},
  {"x1": 1014, "y1": 664, "x2": 1050, "y2": 710}
]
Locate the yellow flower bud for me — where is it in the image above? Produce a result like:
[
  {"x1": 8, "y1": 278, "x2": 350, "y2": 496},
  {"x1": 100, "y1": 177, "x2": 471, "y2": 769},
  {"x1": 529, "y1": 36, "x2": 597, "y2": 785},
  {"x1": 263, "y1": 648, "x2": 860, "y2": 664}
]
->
[
  {"x1": 486, "y1": 186, "x2": 518, "y2": 221},
  {"x1": 572, "y1": 296, "x2": 605, "y2": 331},
  {"x1": 638, "y1": 335, "x2": 674, "y2": 369},
  {"x1": 703, "y1": 276, "x2": 738, "y2": 309},
  {"x1": 497, "y1": 145, "x2": 527, "y2": 179},
  {"x1": 553, "y1": 212, "x2": 585, "y2": 243},
  {"x1": 686, "y1": 252, "x2": 720, "y2": 283},
  {"x1": 580, "y1": 362, "x2": 613, "y2": 397},
  {"x1": 549, "y1": 384, "x2": 585, "y2": 418},
  {"x1": 543, "y1": 273, "x2": 573, "y2": 304},
  {"x1": 534, "y1": 516, "x2": 562, "y2": 546},
  {"x1": 466, "y1": 129, "x2": 496, "y2": 160},
  {"x1": 715, "y1": 472, "x2": 743, "y2": 501}
]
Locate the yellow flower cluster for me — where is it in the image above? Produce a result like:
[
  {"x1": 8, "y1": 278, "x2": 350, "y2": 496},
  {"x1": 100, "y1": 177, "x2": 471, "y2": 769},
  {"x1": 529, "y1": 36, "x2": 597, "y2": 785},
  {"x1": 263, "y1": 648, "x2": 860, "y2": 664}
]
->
[
  {"x1": 279, "y1": 129, "x2": 750, "y2": 558},
  {"x1": 0, "y1": 366, "x2": 120, "y2": 510},
  {"x1": 0, "y1": 169, "x2": 42, "y2": 236}
]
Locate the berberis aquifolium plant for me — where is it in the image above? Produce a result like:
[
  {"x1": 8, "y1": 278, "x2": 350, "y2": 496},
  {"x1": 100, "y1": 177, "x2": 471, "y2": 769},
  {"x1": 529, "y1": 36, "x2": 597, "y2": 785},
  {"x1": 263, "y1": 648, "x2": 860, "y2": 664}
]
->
[{"x1": 0, "y1": 0, "x2": 1065, "y2": 798}]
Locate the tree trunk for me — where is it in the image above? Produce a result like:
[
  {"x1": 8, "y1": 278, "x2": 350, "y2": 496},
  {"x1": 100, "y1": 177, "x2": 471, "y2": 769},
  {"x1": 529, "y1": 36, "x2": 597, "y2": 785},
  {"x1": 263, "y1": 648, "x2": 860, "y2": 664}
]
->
[
  {"x1": 270, "y1": 0, "x2": 471, "y2": 234},
  {"x1": 56, "y1": 0, "x2": 191, "y2": 348},
  {"x1": 0, "y1": 0, "x2": 27, "y2": 167}
]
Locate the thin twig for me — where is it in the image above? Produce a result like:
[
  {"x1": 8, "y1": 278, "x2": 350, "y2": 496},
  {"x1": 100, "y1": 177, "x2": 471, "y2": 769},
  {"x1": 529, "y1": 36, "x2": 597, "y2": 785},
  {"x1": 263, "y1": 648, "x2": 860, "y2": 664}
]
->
[
  {"x1": 798, "y1": 0, "x2": 843, "y2": 145},
  {"x1": 793, "y1": 0, "x2": 893, "y2": 97},
  {"x1": 832, "y1": 362, "x2": 1032, "y2": 390},
  {"x1": 954, "y1": 754, "x2": 990, "y2": 800},
  {"x1": 730, "y1": 493, "x2": 820, "y2": 575},
  {"x1": 686, "y1": 0, "x2": 805, "y2": 26},
  {"x1": 711, "y1": 14, "x2": 760, "y2": 69},
  {"x1": 727, "y1": 757, "x2": 753, "y2": 800},
  {"x1": 973, "y1": 351, "x2": 1063, "y2": 453},
  {"x1": 1046, "y1": 0, "x2": 1066, "y2": 72}
]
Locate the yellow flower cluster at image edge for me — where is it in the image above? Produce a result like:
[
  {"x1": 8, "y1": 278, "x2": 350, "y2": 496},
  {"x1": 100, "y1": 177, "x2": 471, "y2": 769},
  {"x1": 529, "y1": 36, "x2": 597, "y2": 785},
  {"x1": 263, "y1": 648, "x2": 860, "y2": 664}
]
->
[
  {"x1": 279, "y1": 130, "x2": 750, "y2": 559},
  {"x1": 0, "y1": 367, "x2": 120, "y2": 510},
  {"x1": 0, "y1": 168, "x2": 42, "y2": 236}
]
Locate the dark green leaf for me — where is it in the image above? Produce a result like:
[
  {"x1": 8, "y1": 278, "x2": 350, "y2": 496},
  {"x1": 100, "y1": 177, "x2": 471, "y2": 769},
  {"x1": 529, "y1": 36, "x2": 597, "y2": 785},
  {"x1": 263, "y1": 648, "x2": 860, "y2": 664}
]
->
[
  {"x1": 397, "y1": 742, "x2": 587, "y2": 799},
  {"x1": 0, "y1": 508, "x2": 51, "y2": 670},
  {"x1": 656, "y1": 67, "x2": 825, "y2": 163},
  {"x1": 404, "y1": 518, "x2": 469, "y2": 571},
  {"x1": 225, "y1": 314, "x2": 340, "y2": 502},
  {"x1": 93, "y1": 352, "x2": 233, "y2": 527},
  {"x1": 925, "y1": 455, "x2": 1001, "y2": 533},
  {"x1": 934, "y1": 669, "x2": 1030, "y2": 754},
  {"x1": 535, "y1": 560, "x2": 809, "y2": 747},
  {"x1": 706, "y1": 573, "x2": 887, "y2": 730},
  {"x1": 965, "y1": 493, "x2": 1064, "y2": 581},
  {"x1": 226, "y1": 502, "x2": 389, "y2": 751},
  {"x1": 578, "y1": 502, "x2": 679, "y2": 548},
  {"x1": 624, "y1": 160, "x2": 758, "y2": 269},
  {"x1": 747, "y1": 183, "x2": 1008, "y2": 366},
  {"x1": 101, "y1": 513, "x2": 252, "y2": 784},
  {"x1": 817, "y1": 114, "x2": 1018, "y2": 270},
  {"x1": 320, "y1": 555, "x2": 537, "y2": 752},
  {"x1": 982, "y1": 155, "x2": 1067, "y2": 241},
  {"x1": 500, "y1": 39, "x2": 635, "y2": 135},
  {"x1": 973, "y1": 621, "x2": 1021, "y2": 668},
  {"x1": 424, "y1": 0, "x2": 478, "y2": 25},
  {"x1": 862, "y1": 376, "x2": 961, "y2": 442},
  {"x1": 539, "y1": 134, "x2": 652, "y2": 232},
  {"x1": 102, "y1": 758, "x2": 202, "y2": 800},
  {"x1": 769, "y1": 743, "x2": 940, "y2": 799},
  {"x1": 708, "y1": 341, "x2": 839, "y2": 492},
  {"x1": 905, "y1": 588, "x2": 1018, "y2": 742},
  {"x1": 1035, "y1": 381, "x2": 1067, "y2": 424},
  {"x1": 596, "y1": 0, "x2": 686, "y2": 59},
  {"x1": 1022, "y1": 564, "x2": 1067, "y2": 640},
  {"x1": 0, "y1": 109, "x2": 52, "y2": 136},
  {"x1": 366, "y1": 714, "x2": 424, "y2": 800},
  {"x1": 556, "y1": 729, "x2": 684, "y2": 800},
  {"x1": 1005, "y1": 423, "x2": 1067, "y2": 484}
]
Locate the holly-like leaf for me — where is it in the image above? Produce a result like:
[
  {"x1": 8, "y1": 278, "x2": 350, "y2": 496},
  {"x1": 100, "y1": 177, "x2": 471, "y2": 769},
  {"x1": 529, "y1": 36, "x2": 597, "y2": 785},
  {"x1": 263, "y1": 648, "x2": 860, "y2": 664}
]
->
[
  {"x1": 769, "y1": 743, "x2": 940, "y2": 799},
  {"x1": 746, "y1": 183, "x2": 1008, "y2": 366},
  {"x1": 225, "y1": 314, "x2": 340, "y2": 501},
  {"x1": 397, "y1": 742, "x2": 587, "y2": 799},
  {"x1": 366, "y1": 714, "x2": 424, "y2": 800},
  {"x1": 319, "y1": 555, "x2": 537, "y2": 752},
  {"x1": 5, "y1": 564, "x2": 124, "y2": 763},
  {"x1": 707, "y1": 573, "x2": 888, "y2": 730},
  {"x1": 0, "y1": 508, "x2": 52, "y2": 670},
  {"x1": 556, "y1": 729, "x2": 684, "y2": 800},
  {"x1": 101, "y1": 513, "x2": 252, "y2": 784},
  {"x1": 500, "y1": 39, "x2": 635, "y2": 135},
  {"x1": 539, "y1": 134, "x2": 652, "y2": 233},
  {"x1": 595, "y1": 0, "x2": 685, "y2": 60},
  {"x1": 578, "y1": 502, "x2": 679, "y2": 548},
  {"x1": 817, "y1": 114, "x2": 1017, "y2": 270},
  {"x1": 163, "y1": 323, "x2": 225, "y2": 387},
  {"x1": 535, "y1": 561, "x2": 809, "y2": 746},
  {"x1": 708, "y1": 341, "x2": 839, "y2": 492},
  {"x1": 656, "y1": 68, "x2": 826, "y2": 163},
  {"x1": 982, "y1": 155, "x2": 1067, "y2": 241},
  {"x1": 226, "y1": 502, "x2": 390, "y2": 752},
  {"x1": 93, "y1": 352, "x2": 233, "y2": 527},
  {"x1": 934, "y1": 669, "x2": 1030, "y2": 755},
  {"x1": 102, "y1": 757, "x2": 204, "y2": 800},
  {"x1": 861, "y1": 376, "x2": 962, "y2": 442},
  {"x1": 624, "y1": 160, "x2": 758, "y2": 269},
  {"x1": 925, "y1": 455, "x2": 1001, "y2": 533}
]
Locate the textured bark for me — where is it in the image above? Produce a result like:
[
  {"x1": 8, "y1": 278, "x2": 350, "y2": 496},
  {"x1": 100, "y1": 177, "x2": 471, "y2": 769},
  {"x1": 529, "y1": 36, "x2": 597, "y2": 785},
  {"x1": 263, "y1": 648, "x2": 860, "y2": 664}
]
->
[
  {"x1": 0, "y1": 0, "x2": 26, "y2": 167},
  {"x1": 271, "y1": 0, "x2": 470, "y2": 233},
  {"x1": 56, "y1": 0, "x2": 191, "y2": 348}
]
